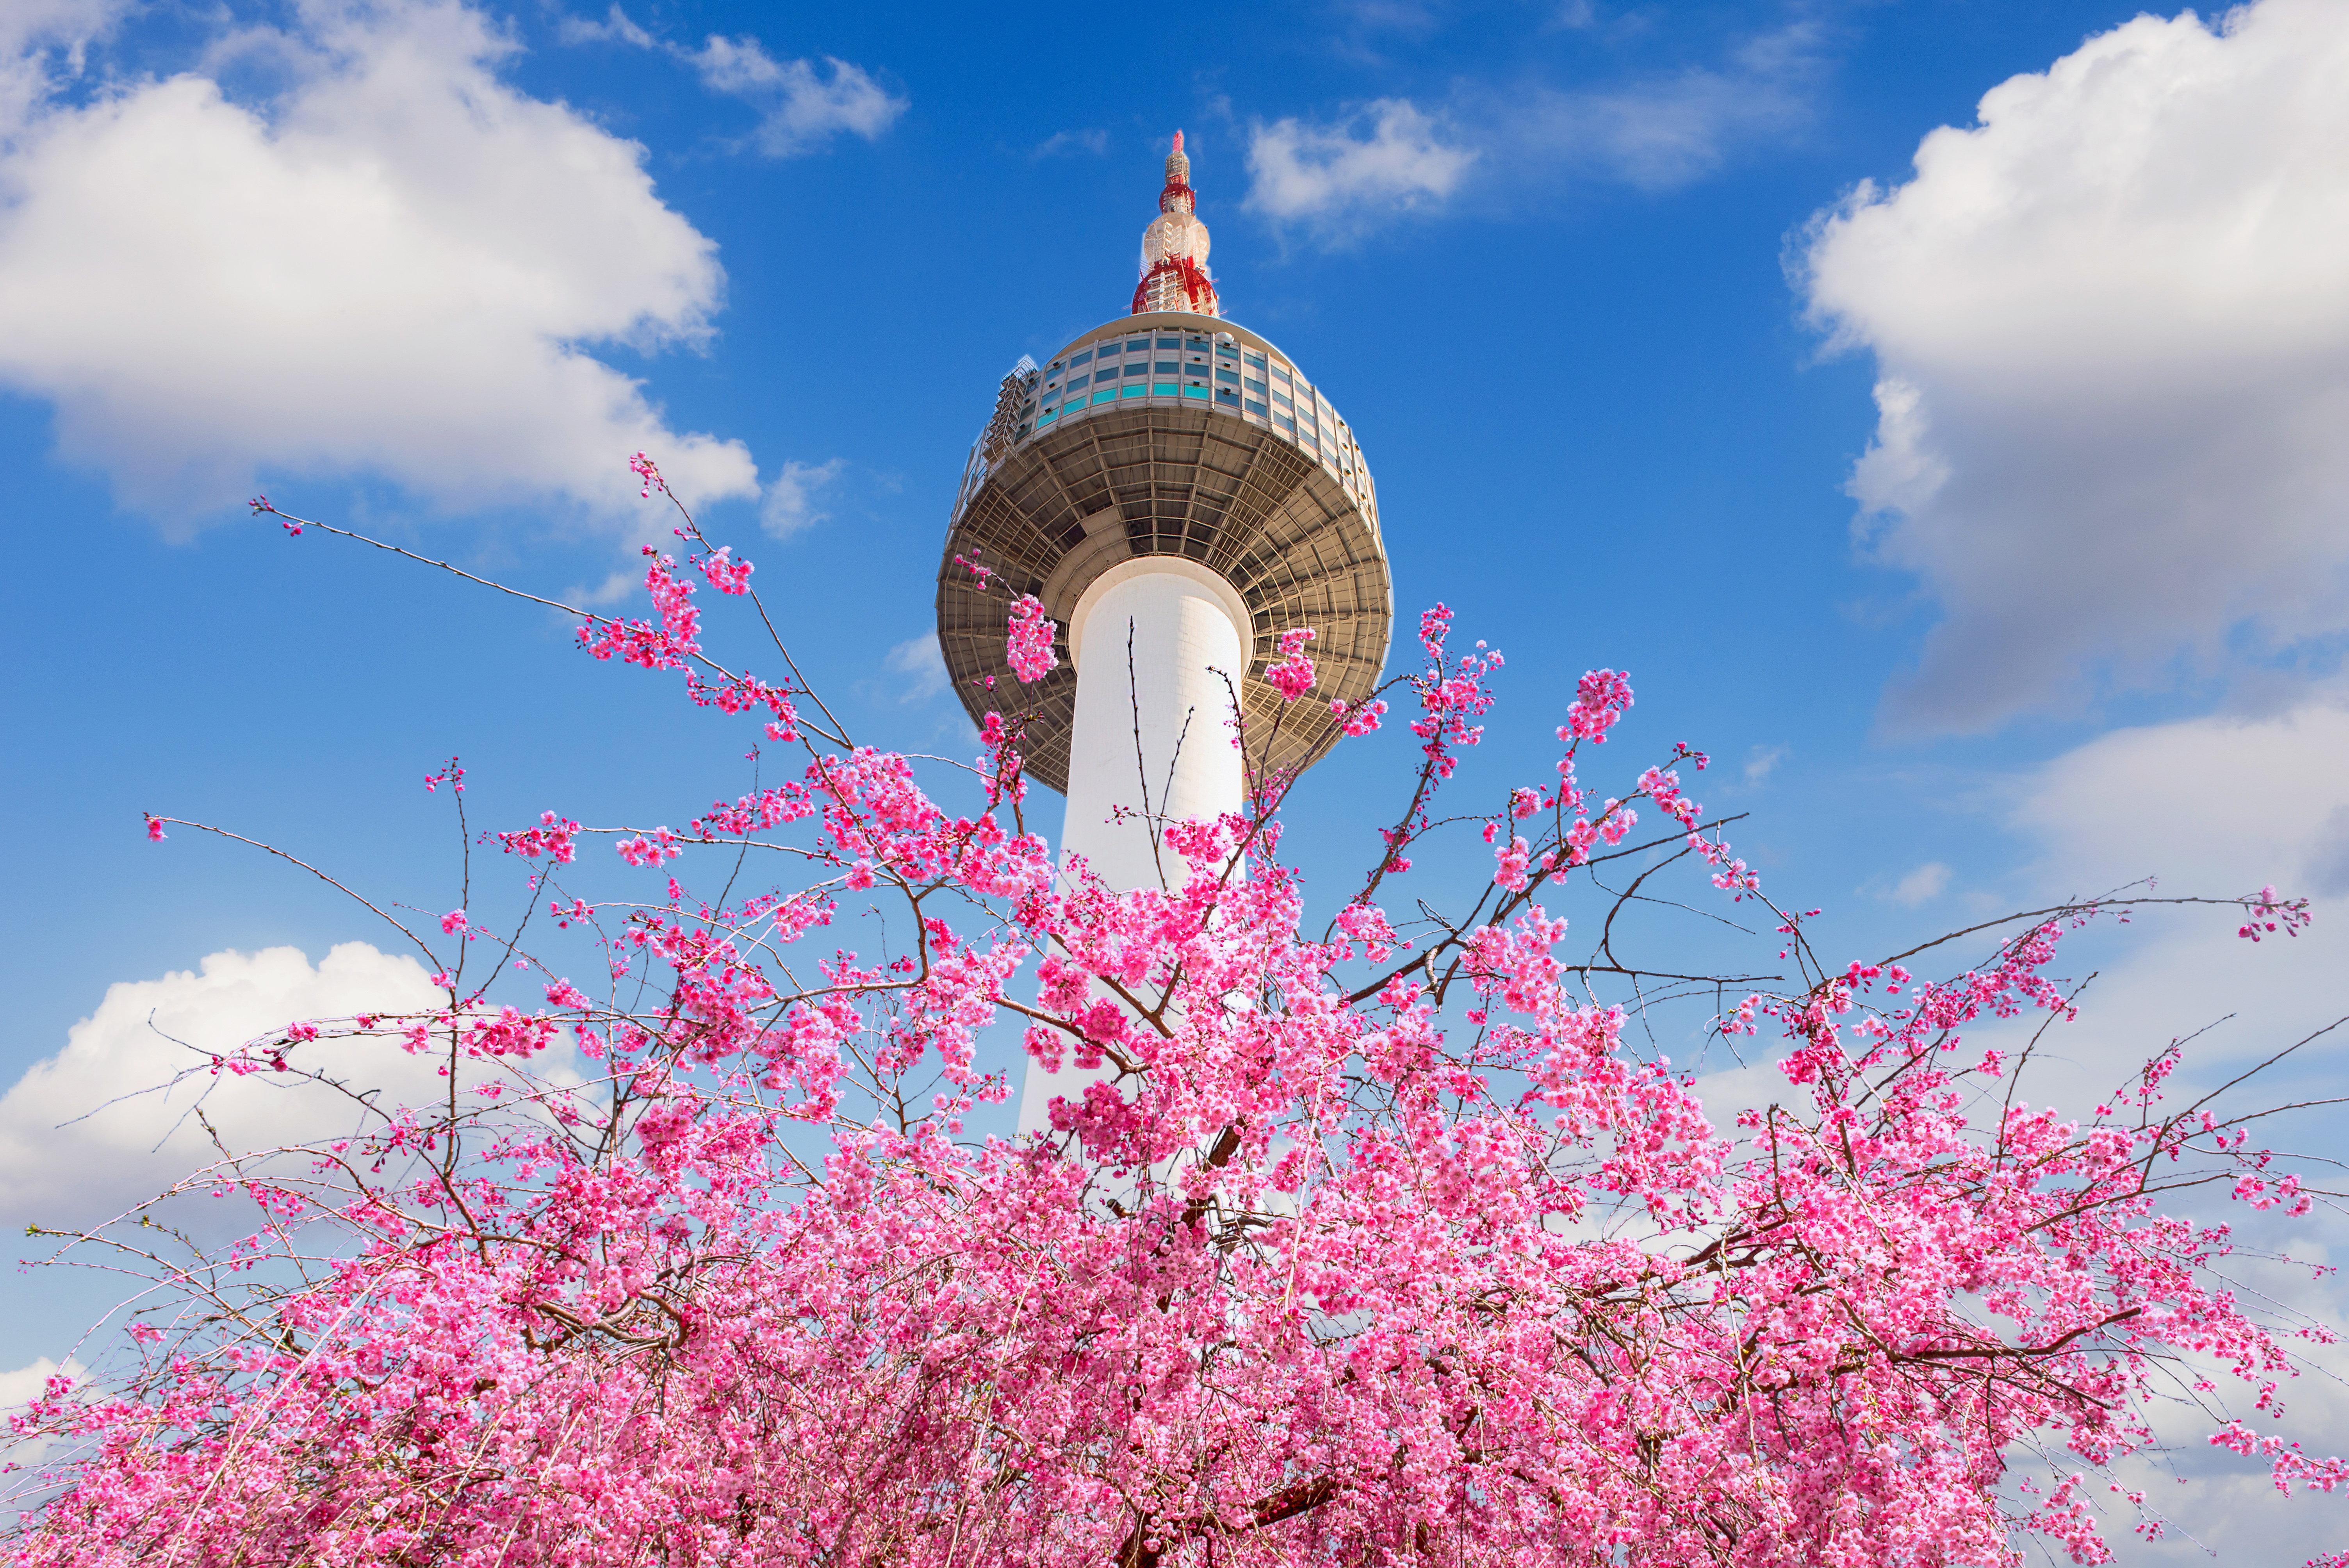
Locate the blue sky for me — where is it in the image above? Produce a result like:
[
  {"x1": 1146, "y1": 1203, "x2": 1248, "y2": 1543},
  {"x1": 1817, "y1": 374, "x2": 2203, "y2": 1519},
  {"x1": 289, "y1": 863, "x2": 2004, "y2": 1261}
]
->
[{"x1": 3, "y1": 0, "x2": 2347, "y2": 1556}]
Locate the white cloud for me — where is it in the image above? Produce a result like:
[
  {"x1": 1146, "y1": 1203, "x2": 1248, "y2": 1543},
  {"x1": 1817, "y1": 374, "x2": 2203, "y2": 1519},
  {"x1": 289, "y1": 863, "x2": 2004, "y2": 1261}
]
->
[
  {"x1": 1994, "y1": 691, "x2": 2349, "y2": 1564},
  {"x1": 572, "y1": 566, "x2": 642, "y2": 607},
  {"x1": 1988, "y1": 686, "x2": 2349, "y2": 1099},
  {"x1": 0, "y1": 0, "x2": 124, "y2": 137},
  {"x1": 1697, "y1": 693, "x2": 2349, "y2": 1564},
  {"x1": 1514, "y1": 19, "x2": 1822, "y2": 191},
  {"x1": 555, "y1": 9, "x2": 904, "y2": 160},
  {"x1": 0, "y1": 1358, "x2": 75, "y2": 1412},
  {"x1": 2308, "y1": 804, "x2": 2349, "y2": 898},
  {"x1": 0, "y1": 1355, "x2": 86, "y2": 1513},
  {"x1": 0, "y1": 0, "x2": 121, "y2": 57},
  {"x1": 0, "y1": 0, "x2": 759, "y2": 529},
  {"x1": 759, "y1": 456, "x2": 844, "y2": 539},
  {"x1": 1741, "y1": 742, "x2": 1789, "y2": 785},
  {"x1": 1245, "y1": 18, "x2": 1823, "y2": 237},
  {"x1": 2016, "y1": 692, "x2": 2349, "y2": 904},
  {"x1": 1244, "y1": 100, "x2": 1476, "y2": 230},
  {"x1": 688, "y1": 37, "x2": 905, "y2": 157},
  {"x1": 1884, "y1": 860, "x2": 1950, "y2": 907},
  {"x1": 1031, "y1": 128, "x2": 1106, "y2": 159},
  {"x1": 0, "y1": 943, "x2": 457, "y2": 1229},
  {"x1": 1800, "y1": 0, "x2": 2349, "y2": 733},
  {"x1": 555, "y1": 3, "x2": 652, "y2": 49},
  {"x1": 884, "y1": 633, "x2": 948, "y2": 704}
]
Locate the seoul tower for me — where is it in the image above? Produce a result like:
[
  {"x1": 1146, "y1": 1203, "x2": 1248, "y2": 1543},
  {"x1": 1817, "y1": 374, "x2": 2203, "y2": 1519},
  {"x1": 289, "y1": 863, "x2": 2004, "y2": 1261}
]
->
[{"x1": 935, "y1": 133, "x2": 1392, "y2": 1133}]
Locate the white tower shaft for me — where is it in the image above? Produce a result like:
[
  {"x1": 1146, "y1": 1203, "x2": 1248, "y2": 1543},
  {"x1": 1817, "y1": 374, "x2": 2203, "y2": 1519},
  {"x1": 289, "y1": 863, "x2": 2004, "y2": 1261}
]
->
[
  {"x1": 1014, "y1": 560, "x2": 1251, "y2": 1137},
  {"x1": 939, "y1": 131, "x2": 1389, "y2": 1138}
]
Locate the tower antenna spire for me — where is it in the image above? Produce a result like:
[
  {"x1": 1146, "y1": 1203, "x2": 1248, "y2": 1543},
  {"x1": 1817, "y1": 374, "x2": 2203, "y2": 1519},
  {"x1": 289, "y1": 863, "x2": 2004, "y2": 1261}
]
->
[{"x1": 1134, "y1": 130, "x2": 1219, "y2": 316}]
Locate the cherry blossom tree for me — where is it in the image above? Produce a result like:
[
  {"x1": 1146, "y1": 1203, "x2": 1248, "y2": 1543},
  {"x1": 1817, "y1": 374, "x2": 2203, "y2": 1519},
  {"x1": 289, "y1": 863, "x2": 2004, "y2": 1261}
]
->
[{"x1": 6, "y1": 463, "x2": 2340, "y2": 1567}]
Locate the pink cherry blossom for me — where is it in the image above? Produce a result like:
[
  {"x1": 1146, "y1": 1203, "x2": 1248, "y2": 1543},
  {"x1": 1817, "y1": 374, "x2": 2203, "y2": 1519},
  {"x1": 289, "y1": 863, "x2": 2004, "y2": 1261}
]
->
[
  {"x1": 25, "y1": 462, "x2": 2338, "y2": 1568},
  {"x1": 697, "y1": 543, "x2": 755, "y2": 595},
  {"x1": 1331, "y1": 695, "x2": 1387, "y2": 736},
  {"x1": 1006, "y1": 593, "x2": 1059, "y2": 682},
  {"x1": 1267, "y1": 626, "x2": 1317, "y2": 700}
]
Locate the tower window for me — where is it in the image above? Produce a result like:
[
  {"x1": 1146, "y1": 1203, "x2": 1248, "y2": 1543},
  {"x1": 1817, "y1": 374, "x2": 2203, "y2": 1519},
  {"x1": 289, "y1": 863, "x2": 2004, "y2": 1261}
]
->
[
  {"x1": 1243, "y1": 353, "x2": 1266, "y2": 371},
  {"x1": 1215, "y1": 368, "x2": 1239, "y2": 385},
  {"x1": 1215, "y1": 388, "x2": 1240, "y2": 405},
  {"x1": 1069, "y1": 350, "x2": 1094, "y2": 366},
  {"x1": 1155, "y1": 337, "x2": 1180, "y2": 348},
  {"x1": 1244, "y1": 399, "x2": 1268, "y2": 416},
  {"x1": 1155, "y1": 360, "x2": 1180, "y2": 374},
  {"x1": 1244, "y1": 378, "x2": 1266, "y2": 396}
]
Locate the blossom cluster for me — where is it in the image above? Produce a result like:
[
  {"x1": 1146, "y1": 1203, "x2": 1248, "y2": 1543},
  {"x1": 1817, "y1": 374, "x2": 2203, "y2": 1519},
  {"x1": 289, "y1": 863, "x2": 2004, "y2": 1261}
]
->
[
  {"x1": 25, "y1": 466, "x2": 2335, "y2": 1568},
  {"x1": 1005, "y1": 593, "x2": 1058, "y2": 682}
]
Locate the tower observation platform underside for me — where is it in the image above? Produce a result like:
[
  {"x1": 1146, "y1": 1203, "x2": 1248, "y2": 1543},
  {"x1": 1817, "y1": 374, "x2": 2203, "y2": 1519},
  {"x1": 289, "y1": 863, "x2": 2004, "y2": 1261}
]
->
[{"x1": 936, "y1": 314, "x2": 1392, "y2": 794}]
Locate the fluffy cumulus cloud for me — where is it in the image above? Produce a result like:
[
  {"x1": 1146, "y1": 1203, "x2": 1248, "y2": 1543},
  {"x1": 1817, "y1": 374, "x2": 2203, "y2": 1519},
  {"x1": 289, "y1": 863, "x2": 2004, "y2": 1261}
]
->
[
  {"x1": 0, "y1": 943, "x2": 460, "y2": 1229},
  {"x1": 0, "y1": 0, "x2": 125, "y2": 132},
  {"x1": 0, "y1": 1359, "x2": 74, "y2": 1413},
  {"x1": 0, "y1": 0, "x2": 759, "y2": 527},
  {"x1": 1245, "y1": 100, "x2": 1476, "y2": 231},
  {"x1": 1801, "y1": 0, "x2": 2349, "y2": 733}
]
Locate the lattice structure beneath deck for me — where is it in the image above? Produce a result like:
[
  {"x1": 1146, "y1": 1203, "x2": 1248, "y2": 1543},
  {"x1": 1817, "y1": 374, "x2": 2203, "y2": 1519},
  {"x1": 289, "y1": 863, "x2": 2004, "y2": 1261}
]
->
[{"x1": 937, "y1": 402, "x2": 1390, "y2": 795}]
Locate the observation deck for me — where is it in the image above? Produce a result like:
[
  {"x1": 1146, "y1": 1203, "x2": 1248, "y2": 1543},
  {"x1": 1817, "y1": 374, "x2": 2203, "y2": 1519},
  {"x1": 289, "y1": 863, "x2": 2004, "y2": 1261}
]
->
[{"x1": 936, "y1": 311, "x2": 1393, "y2": 793}]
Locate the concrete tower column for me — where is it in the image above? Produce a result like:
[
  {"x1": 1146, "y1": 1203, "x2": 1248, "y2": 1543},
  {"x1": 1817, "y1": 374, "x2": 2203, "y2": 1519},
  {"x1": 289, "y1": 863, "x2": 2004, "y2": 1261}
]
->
[
  {"x1": 1059, "y1": 558, "x2": 1251, "y2": 892},
  {"x1": 1014, "y1": 558, "x2": 1251, "y2": 1137}
]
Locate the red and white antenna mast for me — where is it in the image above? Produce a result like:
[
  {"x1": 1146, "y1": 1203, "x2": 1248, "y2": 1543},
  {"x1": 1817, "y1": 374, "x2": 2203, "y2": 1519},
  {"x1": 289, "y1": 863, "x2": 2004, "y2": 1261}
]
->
[{"x1": 1132, "y1": 130, "x2": 1220, "y2": 317}]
